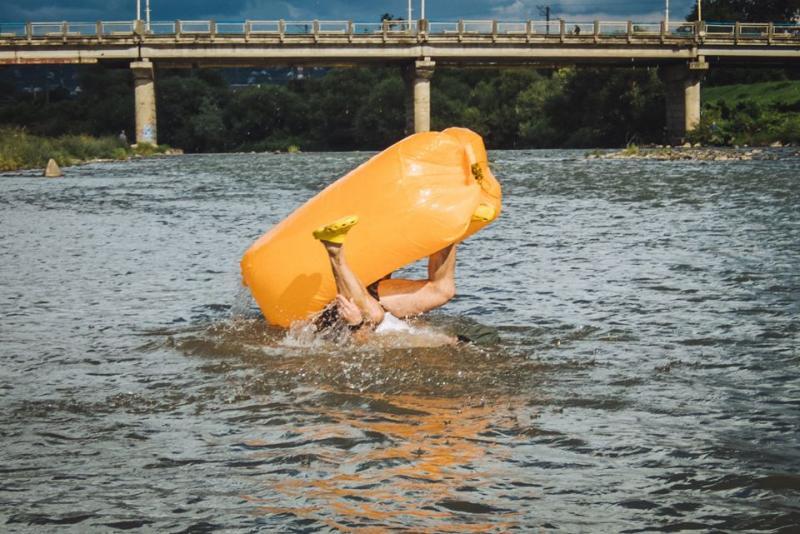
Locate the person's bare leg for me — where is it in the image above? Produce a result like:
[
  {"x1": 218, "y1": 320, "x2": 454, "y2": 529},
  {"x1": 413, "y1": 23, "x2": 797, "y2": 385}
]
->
[
  {"x1": 377, "y1": 244, "x2": 457, "y2": 317},
  {"x1": 322, "y1": 241, "x2": 384, "y2": 325}
]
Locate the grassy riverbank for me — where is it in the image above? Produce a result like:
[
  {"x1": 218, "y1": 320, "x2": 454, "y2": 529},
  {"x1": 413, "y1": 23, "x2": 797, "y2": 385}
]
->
[
  {"x1": 0, "y1": 127, "x2": 171, "y2": 172},
  {"x1": 690, "y1": 80, "x2": 800, "y2": 146},
  {"x1": 704, "y1": 80, "x2": 800, "y2": 109}
]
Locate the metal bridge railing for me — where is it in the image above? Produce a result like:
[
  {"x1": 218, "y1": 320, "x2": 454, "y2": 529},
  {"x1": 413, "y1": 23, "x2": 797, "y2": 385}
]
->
[
  {"x1": 350, "y1": 22, "x2": 381, "y2": 35},
  {"x1": 461, "y1": 20, "x2": 494, "y2": 34},
  {"x1": 569, "y1": 22, "x2": 595, "y2": 36},
  {"x1": 177, "y1": 20, "x2": 213, "y2": 34},
  {"x1": 282, "y1": 21, "x2": 316, "y2": 35},
  {"x1": 0, "y1": 22, "x2": 26, "y2": 37},
  {"x1": 248, "y1": 21, "x2": 280, "y2": 35},
  {"x1": 631, "y1": 22, "x2": 661, "y2": 35},
  {"x1": 706, "y1": 22, "x2": 736, "y2": 36},
  {"x1": 1, "y1": 19, "x2": 798, "y2": 43},
  {"x1": 316, "y1": 20, "x2": 350, "y2": 34},
  {"x1": 215, "y1": 22, "x2": 245, "y2": 35},
  {"x1": 496, "y1": 21, "x2": 526, "y2": 35},
  {"x1": 598, "y1": 21, "x2": 629, "y2": 36},
  {"x1": 528, "y1": 21, "x2": 559, "y2": 35},
  {"x1": 31, "y1": 22, "x2": 67, "y2": 37},
  {"x1": 427, "y1": 21, "x2": 459, "y2": 35},
  {"x1": 147, "y1": 21, "x2": 175, "y2": 35},
  {"x1": 100, "y1": 21, "x2": 136, "y2": 36}
]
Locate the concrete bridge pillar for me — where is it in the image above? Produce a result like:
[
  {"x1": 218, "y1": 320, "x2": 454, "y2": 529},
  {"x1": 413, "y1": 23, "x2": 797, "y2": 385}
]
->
[
  {"x1": 403, "y1": 67, "x2": 414, "y2": 135},
  {"x1": 131, "y1": 60, "x2": 157, "y2": 145},
  {"x1": 404, "y1": 59, "x2": 436, "y2": 134},
  {"x1": 660, "y1": 63, "x2": 705, "y2": 145}
]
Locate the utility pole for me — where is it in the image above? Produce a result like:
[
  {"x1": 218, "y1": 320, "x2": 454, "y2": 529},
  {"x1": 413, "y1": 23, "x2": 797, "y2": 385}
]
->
[
  {"x1": 665, "y1": 0, "x2": 669, "y2": 28},
  {"x1": 537, "y1": 5, "x2": 551, "y2": 34},
  {"x1": 421, "y1": 0, "x2": 425, "y2": 21},
  {"x1": 407, "y1": 0, "x2": 412, "y2": 25},
  {"x1": 136, "y1": 0, "x2": 141, "y2": 21},
  {"x1": 145, "y1": 0, "x2": 151, "y2": 30},
  {"x1": 697, "y1": 0, "x2": 702, "y2": 21}
]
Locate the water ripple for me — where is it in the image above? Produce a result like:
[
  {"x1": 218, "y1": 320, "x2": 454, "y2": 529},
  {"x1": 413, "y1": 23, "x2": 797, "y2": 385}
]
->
[{"x1": 1, "y1": 150, "x2": 799, "y2": 531}]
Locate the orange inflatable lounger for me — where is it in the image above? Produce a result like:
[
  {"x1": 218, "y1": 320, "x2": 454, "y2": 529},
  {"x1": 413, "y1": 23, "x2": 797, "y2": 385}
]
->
[{"x1": 241, "y1": 127, "x2": 502, "y2": 327}]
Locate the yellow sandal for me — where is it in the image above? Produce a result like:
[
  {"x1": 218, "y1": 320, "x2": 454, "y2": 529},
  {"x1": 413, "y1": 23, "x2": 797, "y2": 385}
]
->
[{"x1": 312, "y1": 215, "x2": 359, "y2": 244}]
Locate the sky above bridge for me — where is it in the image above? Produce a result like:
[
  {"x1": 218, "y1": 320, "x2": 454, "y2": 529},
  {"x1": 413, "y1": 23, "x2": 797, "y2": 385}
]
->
[{"x1": 0, "y1": 1, "x2": 700, "y2": 24}]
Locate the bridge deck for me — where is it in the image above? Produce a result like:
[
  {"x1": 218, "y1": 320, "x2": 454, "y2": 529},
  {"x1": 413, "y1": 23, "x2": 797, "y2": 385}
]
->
[{"x1": 1, "y1": 19, "x2": 799, "y2": 66}]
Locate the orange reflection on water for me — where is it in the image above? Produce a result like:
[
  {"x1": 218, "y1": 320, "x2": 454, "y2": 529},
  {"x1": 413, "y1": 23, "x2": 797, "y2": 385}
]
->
[{"x1": 244, "y1": 392, "x2": 530, "y2": 531}]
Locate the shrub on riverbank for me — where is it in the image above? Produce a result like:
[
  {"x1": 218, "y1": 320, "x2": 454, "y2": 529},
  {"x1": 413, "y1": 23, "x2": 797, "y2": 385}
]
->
[
  {"x1": 690, "y1": 81, "x2": 800, "y2": 146},
  {"x1": 0, "y1": 127, "x2": 169, "y2": 171}
]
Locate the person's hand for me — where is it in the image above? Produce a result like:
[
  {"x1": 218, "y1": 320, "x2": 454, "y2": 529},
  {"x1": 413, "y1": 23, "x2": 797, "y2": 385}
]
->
[{"x1": 336, "y1": 295, "x2": 363, "y2": 326}]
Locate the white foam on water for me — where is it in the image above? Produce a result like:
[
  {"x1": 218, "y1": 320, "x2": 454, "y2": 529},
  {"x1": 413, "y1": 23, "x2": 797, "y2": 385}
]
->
[{"x1": 279, "y1": 313, "x2": 456, "y2": 350}]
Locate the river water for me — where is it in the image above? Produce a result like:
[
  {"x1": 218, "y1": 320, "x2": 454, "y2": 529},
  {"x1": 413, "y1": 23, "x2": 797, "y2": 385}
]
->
[{"x1": 1, "y1": 149, "x2": 799, "y2": 532}]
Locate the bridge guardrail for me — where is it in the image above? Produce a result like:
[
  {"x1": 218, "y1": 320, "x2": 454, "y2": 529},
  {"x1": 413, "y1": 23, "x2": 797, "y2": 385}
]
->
[
  {"x1": 67, "y1": 22, "x2": 97, "y2": 36},
  {"x1": 528, "y1": 21, "x2": 557, "y2": 35},
  {"x1": 0, "y1": 22, "x2": 26, "y2": 37},
  {"x1": 461, "y1": 20, "x2": 493, "y2": 34},
  {"x1": 706, "y1": 22, "x2": 735, "y2": 35},
  {"x1": 215, "y1": 22, "x2": 245, "y2": 35},
  {"x1": 351, "y1": 22, "x2": 381, "y2": 34},
  {"x1": 248, "y1": 21, "x2": 280, "y2": 35},
  {"x1": 632, "y1": 22, "x2": 660, "y2": 35},
  {"x1": 496, "y1": 21, "x2": 526, "y2": 35},
  {"x1": 30, "y1": 22, "x2": 64, "y2": 37},
  {"x1": 569, "y1": 22, "x2": 594, "y2": 36},
  {"x1": 774, "y1": 23, "x2": 800, "y2": 38},
  {"x1": 739, "y1": 23, "x2": 770, "y2": 37},
  {"x1": 101, "y1": 21, "x2": 135, "y2": 36},
  {"x1": 428, "y1": 21, "x2": 459, "y2": 35},
  {"x1": 148, "y1": 21, "x2": 175, "y2": 35},
  {"x1": 317, "y1": 20, "x2": 351, "y2": 34},
  {"x1": 666, "y1": 21, "x2": 695, "y2": 36},
  {"x1": 1, "y1": 18, "x2": 799, "y2": 44},
  {"x1": 177, "y1": 20, "x2": 213, "y2": 34},
  {"x1": 599, "y1": 21, "x2": 629, "y2": 37},
  {"x1": 283, "y1": 21, "x2": 315, "y2": 35}
]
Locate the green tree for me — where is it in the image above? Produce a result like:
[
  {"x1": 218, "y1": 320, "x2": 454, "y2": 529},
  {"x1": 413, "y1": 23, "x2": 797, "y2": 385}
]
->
[
  {"x1": 546, "y1": 68, "x2": 665, "y2": 147},
  {"x1": 431, "y1": 70, "x2": 476, "y2": 132},
  {"x1": 305, "y1": 68, "x2": 386, "y2": 149},
  {"x1": 354, "y1": 75, "x2": 406, "y2": 149},
  {"x1": 516, "y1": 70, "x2": 568, "y2": 147},
  {"x1": 224, "y1": 84, "x2": 309, "y2": 150},
  {"x1": 469, "y1": 69, "x2": 545, "y2": 148},
  {"x1": 0, "y1": 66, "x2": 134, "y2": 138},
  {"x1": 74, "y1": 67, "x2": 134, "y2": 137},
  {"x1": 189, "y1": 97, "x2": 227, "y2": 152},
  {"x1": 156, "y1": 70, "x2": 228, "y2": 152}
]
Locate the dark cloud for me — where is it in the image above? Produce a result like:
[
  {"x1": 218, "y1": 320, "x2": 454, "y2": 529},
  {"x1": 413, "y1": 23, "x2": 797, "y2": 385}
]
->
[{"x1": 0, "y1": 0, "x2": 698, "y2": 23}]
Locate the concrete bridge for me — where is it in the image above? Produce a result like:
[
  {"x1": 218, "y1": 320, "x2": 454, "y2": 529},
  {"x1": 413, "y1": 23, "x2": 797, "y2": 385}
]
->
[{"x1": 2, "y1": 18, "x2": 799, "y2": 145}]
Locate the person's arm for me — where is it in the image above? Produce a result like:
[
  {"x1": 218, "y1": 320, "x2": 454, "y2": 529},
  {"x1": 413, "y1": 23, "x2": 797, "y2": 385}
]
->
[{"x1": 336, "y1": 295, "x2": 363, "y2": 326}]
